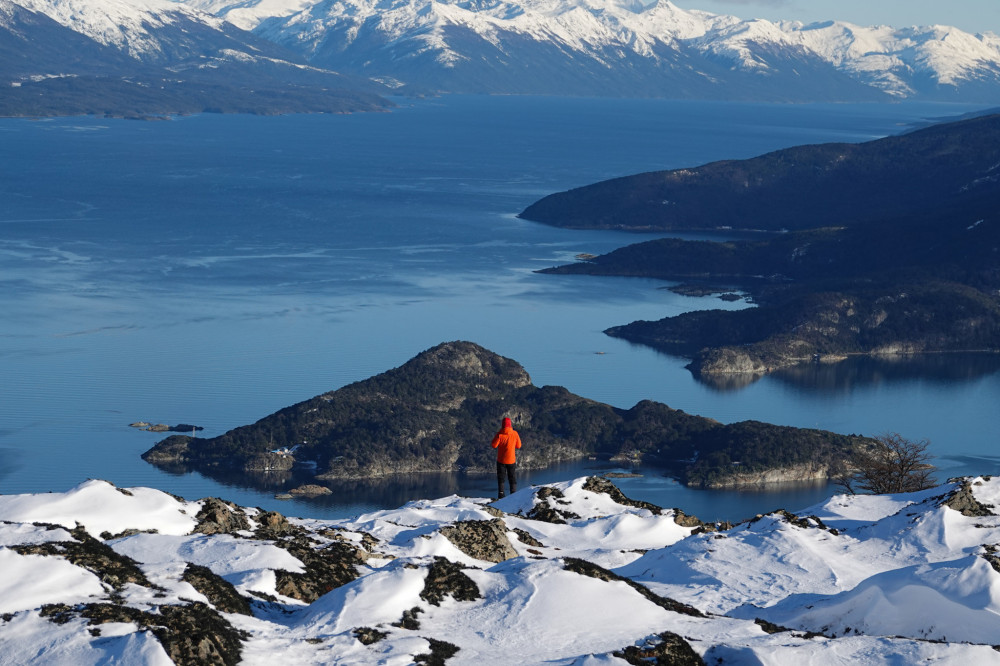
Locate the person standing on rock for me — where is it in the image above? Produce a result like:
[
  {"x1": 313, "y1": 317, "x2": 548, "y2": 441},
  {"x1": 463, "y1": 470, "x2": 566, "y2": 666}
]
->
[{"x1": 491, "y1": 417, "x2": 522, "y2": 499}]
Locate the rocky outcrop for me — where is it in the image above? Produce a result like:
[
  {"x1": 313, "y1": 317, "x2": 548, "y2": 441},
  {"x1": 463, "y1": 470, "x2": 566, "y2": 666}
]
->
[
  {"x1": 983, "y1": 545, "x2": 1000, "y2": 574},
  {"x1": 748, "y1": 509, "x2": 840, "y2": 536},
  {"x1": 700, "y1": 463, "x2": 832, "y2": 489},
  {"x1": 80, "y1": 602, "x2": 245, "y2": 666},
  {"x1": 39, "y1": 566, "x2": 246, "y2": 666},
  {"x1": 419, "y1": 557, "x2": 481, "y2": 606},
  {"x1": 181, "y1": 563, "x2": 253, "y2": 616},
  {"x1": 13, "y1": 526, "x2": 153, "y2": 591},
  {"x1": 688, "y1": 348, "x2": 773, "y2": 376},
  {"x1": 671, "y1": 508, "x2": 734, "y2": 534},
  {"x1": 393, "y1": 607, "x2": 424, "y2": 630},
  {"x1": 353, "y1": 627, "x2": 388, "y2": 645},
  {"x1": 672, "y1": 509, "x2": 703, "y2": 529},
  {"x1": 941, "y1": 479, "x2": 996, "y2": 517},
  {"x1": 562, "y1": 557, "x2": 705, "y2": 618},
  {"x1": 439, "y1": 519, "x2": 518, "y2": 563},
  {"x1": 511, "y1": 528, "x2": 544, "y2": 548},
  {"x1": 414, "y1": 638, "x2": 461, "y2": 664},
  {"x1": 582, "y1": 476, "x2": 663, "y2": 515},
  {"x1": 193, "y1": 498, "x2": 252, "y2": 535},
  {"x1": 140, "y1": 434, "x2": 193, "y2": 464},
  {"x1": 273, "y1": 539, "x2": 367, "y2": 603},
  {"x1": 526, "y1": 487, "x2": 582, "y2": 524},
  {"x1": 614, "y1": 631, "x2": 706, "y2": 666},
  {"x1": 288, "y1": 484, "x2": 333, "y2": 497},
  {"x1": 253, "y1": 510, "x2": 302, "y2": 540},
  {"x1": 130, "y1": 423, "x2": 204, "y2": 433}
]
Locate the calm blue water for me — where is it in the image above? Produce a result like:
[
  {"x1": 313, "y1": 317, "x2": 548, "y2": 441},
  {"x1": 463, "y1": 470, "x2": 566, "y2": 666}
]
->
[{"x1": 1, "y1": 96, "x2": 996, "y2": 522}]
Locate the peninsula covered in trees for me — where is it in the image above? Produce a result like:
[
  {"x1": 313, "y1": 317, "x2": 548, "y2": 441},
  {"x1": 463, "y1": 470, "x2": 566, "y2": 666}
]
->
[
  {"x1": 526, "y1": 112, "x2": 1000, "y2": 376},
  {"x1": 142, "y1": 342, "x2": 868, "y2": 489}
]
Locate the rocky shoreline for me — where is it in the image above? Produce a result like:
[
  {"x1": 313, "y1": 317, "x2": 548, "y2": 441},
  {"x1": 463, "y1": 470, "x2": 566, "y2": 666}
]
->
[
  {"x1": 129, "y1": 422, "x2": 203, "y2": 434},
  {"x1": 699, "y1": 463, "x2": 833, "y2": 489}
]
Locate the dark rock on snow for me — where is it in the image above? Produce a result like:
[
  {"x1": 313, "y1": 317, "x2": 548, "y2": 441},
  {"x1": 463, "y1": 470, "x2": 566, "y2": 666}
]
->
[
  {"x1": 419, "y1": 557, "x2": 481, "y2": 606},
  {"x1": 181, "y1": 563, "x2": 253, "y2": 616},
  {"x1": 193, "y1": 498, "x2": 252, "y2": 535},
  {"x1": 439, "y1": 519, "x2": 518, "y2": 563},
  {"x1": 614, "y1": 631, "x2": 706, "y2": 666}
]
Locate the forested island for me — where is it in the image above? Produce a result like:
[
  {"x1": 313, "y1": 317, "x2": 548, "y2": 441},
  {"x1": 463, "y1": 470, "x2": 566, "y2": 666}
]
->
[
  {"x1": 525, "y1": 112, "x2": 1000, "y2": 376},
  {"x1": 142, "y1": 341, "x2": 869, "y2": 489}
]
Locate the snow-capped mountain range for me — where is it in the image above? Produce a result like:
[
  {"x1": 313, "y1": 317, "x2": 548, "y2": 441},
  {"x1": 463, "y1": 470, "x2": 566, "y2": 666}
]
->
[
  {"x1": 0, "y1": 0, "x2": 388, "y2": 116},
  {"x1": 2, "y1": 475, "x2": 1000, "y2": 663},
  {"x1": 220, "y1": 0, "x2": 1000, "y2": 100},
  {"x1": 3, "y1": 0, "x2": 1000, "y2": 113}
]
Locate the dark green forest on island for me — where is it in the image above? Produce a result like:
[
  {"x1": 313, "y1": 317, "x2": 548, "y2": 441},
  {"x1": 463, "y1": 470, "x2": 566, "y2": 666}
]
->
[
  {"x1": 527, "y1": 113, "x2": 1000, "y2": 375},
  {"x1": 143, "y1": 342, "x2": 868, "y2": 489}
]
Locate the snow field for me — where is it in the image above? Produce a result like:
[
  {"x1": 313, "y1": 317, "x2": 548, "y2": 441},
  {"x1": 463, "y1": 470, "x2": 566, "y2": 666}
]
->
[{"x1": 2, "y1": 476, "x2": 1000, "y2": 663}]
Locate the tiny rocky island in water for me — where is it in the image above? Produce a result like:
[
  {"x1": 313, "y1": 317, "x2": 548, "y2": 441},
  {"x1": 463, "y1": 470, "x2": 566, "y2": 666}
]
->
[
  {"x1": 523, "y1": 111, "x2": 1000, "y2": 379},
  {"x1": 142, "y1": 341, "x2": 869, "y2": 490}
]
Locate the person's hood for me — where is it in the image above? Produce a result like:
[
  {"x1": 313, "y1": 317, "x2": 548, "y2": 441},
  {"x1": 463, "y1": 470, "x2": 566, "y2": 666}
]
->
[{"x1": 503, "y1": 417, "x2": 512, "y2": 429}]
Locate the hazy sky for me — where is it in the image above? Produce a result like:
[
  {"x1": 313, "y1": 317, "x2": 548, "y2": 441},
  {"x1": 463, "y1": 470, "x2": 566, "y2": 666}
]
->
[{"x1": 675, "y1": 0, "x2": 1000, "y2": 35}]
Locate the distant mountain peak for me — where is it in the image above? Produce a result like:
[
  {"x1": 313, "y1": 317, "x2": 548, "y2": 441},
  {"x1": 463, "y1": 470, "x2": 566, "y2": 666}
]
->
[
  {"x1": 16, "y1": 0, "x2": 223, "y2": 58},
  {"x1": 172, "y1": 0, "x2": 1000, "y2": 100},
  {"x1": 6, "y1": 0, "x2": 1000, "y2": 110},
  {"x1": 0, "y1": 0, "x2": 391, "y2": 117}
]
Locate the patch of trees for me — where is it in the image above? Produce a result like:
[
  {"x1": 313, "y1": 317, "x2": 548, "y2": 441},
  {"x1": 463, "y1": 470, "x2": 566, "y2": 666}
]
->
[
  {"x1": 835, "y1": 432, "x2": 937, "y2": 495},
  {"x1": 521, "y1": 113, "x2": 1000, "y2": 234},
  {"x1": 682, "y1": 421, "x2": 859, "y2": 487}
]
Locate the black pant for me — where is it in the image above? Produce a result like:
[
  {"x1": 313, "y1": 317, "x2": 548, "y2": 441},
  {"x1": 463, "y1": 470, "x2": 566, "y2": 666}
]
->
[{"x1": 497, "y1": 462, "x2": 517, "y2": 497}]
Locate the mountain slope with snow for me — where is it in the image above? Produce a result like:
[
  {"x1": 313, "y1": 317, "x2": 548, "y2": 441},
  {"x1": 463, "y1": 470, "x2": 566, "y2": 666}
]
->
[
  {"x1": 2, "y1": 476, "x2": 1000, "y2": 664},
  {"x1": 0, "y1": 0, "x2": 389, "y2": 116},
  {"x1": 173, "y1": 0, "x2": 1000, "y2": 100},
  {"x1": 5, "y1": 0, "x2": 1000, "y2": 113}
]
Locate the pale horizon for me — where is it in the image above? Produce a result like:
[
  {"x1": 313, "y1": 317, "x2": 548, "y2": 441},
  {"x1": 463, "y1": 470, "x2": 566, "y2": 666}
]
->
[{"x1": 675, "y1": 0, "x2": 1000, "y2": 36}]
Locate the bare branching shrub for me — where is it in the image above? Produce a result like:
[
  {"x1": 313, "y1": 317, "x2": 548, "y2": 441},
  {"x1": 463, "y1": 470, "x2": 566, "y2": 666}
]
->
[{"x1": 837, "y1": 432, "x2": 936, "y2": 495}]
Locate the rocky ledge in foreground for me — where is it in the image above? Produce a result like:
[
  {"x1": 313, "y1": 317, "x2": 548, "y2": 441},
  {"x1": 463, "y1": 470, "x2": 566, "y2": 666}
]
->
[
  {"x1": 141, "y1": 341, "x2": 869, "y2": 489},
  {"x1": 3, "y1": 475, "x2": 1000, "y2": 664}
]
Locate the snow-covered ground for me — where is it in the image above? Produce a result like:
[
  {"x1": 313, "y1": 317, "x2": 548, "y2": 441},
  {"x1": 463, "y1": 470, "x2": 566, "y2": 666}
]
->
[{"x1": 2, "y1": 476, "x2": 1000, "y2": 664}]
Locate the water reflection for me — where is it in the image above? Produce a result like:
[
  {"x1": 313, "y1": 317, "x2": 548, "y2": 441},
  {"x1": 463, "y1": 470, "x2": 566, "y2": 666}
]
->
[
  {"x1": 694, "y1": 372, "x2": 766, "y2": 392},
  {"x1": 0, "y1": 449, "x2": 22, "y2": 484},
  {"x1": 696, "y1": 352, "x2": 1000, "y2": 393},
  {"x1": 147, "y1": 456, "x2": 842, "y2": 523},
  {"x1": 936, "y1": 455, "x2": 1000, "y2": 478}
]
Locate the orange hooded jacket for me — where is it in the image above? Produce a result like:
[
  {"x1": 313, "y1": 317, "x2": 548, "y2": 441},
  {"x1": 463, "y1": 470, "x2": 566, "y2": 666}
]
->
[{"x1": 491, "y1": 417, "x2": 521, "y2": 464}]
